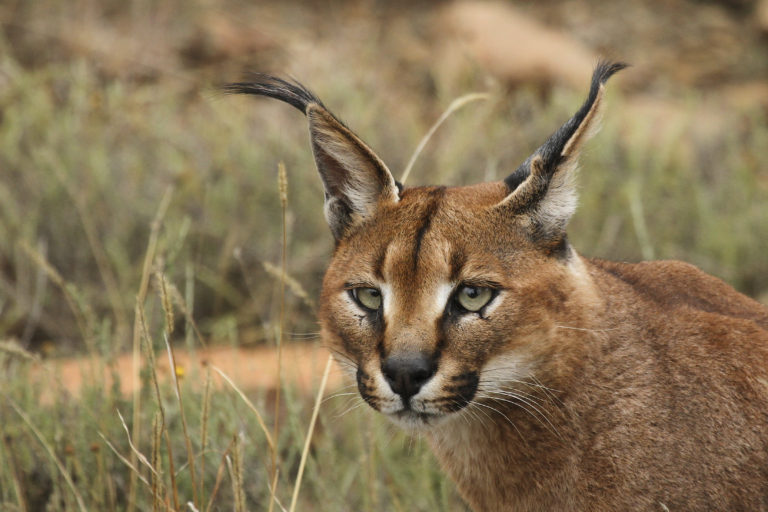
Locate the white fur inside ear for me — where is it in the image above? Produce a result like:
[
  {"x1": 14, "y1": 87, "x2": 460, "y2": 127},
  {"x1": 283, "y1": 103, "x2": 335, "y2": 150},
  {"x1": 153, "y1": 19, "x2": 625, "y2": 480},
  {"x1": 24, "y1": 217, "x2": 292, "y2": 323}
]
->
[
  {"x1": 314, "y1": 130, "x2": 388, "y2": 215},
  {"x1": 533, "y1": 160, "x2": 578, "y2": 231},
  {"x1": 308, "y1": 107, "x2": 399, "y2": 231},
  {"x1": 533, "y1": 84, "x2": 606, "y2": 231}
]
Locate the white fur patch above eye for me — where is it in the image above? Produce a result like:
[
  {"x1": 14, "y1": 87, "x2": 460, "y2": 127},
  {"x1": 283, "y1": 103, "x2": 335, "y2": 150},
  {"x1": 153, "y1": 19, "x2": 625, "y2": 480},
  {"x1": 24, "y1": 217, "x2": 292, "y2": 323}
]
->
[
  {"x1": 434, "y1": 282, "x2": 455, "y2": 316},
  {"x1": 380, "y1": 282, "x2": 393, "y2": 321}
]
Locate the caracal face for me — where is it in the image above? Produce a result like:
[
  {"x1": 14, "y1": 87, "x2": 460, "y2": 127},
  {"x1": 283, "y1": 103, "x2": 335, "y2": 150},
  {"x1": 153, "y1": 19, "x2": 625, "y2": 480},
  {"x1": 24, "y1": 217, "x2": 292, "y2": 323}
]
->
[{"x1": 319, "y1": 182, "x2": 582, "y2": 430}]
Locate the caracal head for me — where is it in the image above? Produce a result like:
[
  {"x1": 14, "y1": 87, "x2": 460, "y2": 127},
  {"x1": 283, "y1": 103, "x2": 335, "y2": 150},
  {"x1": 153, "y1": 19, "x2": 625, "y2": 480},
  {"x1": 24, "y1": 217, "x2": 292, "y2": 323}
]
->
[{"x1": 227, "y1": 62, "x2": 626, "y2": 429}]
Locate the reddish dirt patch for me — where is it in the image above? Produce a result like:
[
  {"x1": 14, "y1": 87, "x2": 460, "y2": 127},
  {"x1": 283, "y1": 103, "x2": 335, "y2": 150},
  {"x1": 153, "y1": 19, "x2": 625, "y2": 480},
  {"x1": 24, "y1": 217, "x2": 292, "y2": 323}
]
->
[{"x1": 33, "y1": 344, "x2": 344, "y2": 401}]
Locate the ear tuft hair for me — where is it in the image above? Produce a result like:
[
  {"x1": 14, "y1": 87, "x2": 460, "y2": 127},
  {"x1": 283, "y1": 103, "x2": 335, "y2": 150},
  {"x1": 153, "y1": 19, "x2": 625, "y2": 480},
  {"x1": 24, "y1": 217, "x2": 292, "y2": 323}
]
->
[
  {"x1": 498, "y1": 60, "x2": 627, "y2": 248},
  {"x1": 504, "y1": 60, "x2": 628, "y2": 196},
  {"x1": 225, "y1": 73, "x2": 399, "y2": 241},
  {"x1": 223, "y1": 73, "x2": 326, "y2": 114}
]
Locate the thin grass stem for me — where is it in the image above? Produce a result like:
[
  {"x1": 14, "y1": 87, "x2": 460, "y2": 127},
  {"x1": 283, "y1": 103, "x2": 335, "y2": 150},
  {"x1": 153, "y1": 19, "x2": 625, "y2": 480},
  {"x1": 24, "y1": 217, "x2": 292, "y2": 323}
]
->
[
  {"x1": 8, "y1": 400, "x2": 88, "y2": 512},
  {"x1": 164, "y1": 333, "x2": 199, "y2": 509},
  {"x1": 400, "y1": 92, "x2": 490, "y2": 185},
  {"x1": 288, "y1": 354, "x2": 334, "y2": 512},
  {"x1": 129, "y1": 186, "x2": 173, "y2": 512}
]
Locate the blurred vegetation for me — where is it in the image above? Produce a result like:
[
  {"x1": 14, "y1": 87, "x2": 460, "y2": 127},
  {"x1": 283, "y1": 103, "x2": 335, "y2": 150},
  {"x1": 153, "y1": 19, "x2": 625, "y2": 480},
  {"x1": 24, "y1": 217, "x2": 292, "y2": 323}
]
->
[
  {"x1": 2, "y1": 0, "x2": 768, "y2": 352},
  {"x1": 1, "y1": 0, "x2": 767, "y2": 509}
]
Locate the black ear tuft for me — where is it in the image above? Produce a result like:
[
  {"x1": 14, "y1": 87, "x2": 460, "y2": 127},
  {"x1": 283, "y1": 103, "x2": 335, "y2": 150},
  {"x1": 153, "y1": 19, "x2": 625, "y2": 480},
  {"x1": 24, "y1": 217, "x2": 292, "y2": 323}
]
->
[
  {"x1": 539, "y1": 61, "x2": 628, "y2": 168},
  {"x1": 504, "y1": 60, "x2": 628, "y2": 194},
  {"x1": 497, "y1": 60, "x2": 627, "y2": 243},
  {"x1": 222, "y1": 73, "x2": 326, "y2": 115},
  {"x1": 225, "y1": 72, "x2": 400, "y2": 240}
]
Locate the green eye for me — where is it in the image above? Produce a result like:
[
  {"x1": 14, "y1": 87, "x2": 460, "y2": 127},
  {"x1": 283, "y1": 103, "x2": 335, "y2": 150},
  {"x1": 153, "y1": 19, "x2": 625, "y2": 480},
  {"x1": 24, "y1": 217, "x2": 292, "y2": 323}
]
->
[
  {"x1": 456, "y1": 286, "x2": 493, "y2": 312},
  {"x1": 352, "y1": 287, "x2": 382, "y2": 311}
]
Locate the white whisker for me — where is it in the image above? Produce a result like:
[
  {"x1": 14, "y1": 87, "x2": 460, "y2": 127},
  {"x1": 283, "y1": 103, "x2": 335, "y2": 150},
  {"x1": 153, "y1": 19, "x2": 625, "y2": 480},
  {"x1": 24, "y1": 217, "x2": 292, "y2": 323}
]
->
[
  {"x1": 333, "y1": 400, "x2": 367, "y2": 420},
  {"x1": 469, "y1": 401, "x2": 526, "y2": 444},
  {"x1": 476, "y1": 392, "x2": 562, "y2": 440}
]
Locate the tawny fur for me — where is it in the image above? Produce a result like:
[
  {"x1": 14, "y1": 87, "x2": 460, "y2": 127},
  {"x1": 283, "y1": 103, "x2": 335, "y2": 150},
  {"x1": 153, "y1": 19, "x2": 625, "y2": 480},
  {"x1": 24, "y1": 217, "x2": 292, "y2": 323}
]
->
[{"x1": 228, "y1": 63, "x2": 768, "y2": 512}]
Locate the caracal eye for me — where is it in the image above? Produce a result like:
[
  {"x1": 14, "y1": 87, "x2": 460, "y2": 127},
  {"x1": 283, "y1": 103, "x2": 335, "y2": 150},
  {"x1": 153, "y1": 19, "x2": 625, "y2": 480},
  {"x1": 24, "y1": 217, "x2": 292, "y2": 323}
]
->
[
  {"x1": 456, "y1": 285, "x2": 493, "y2": 312},
  {"x1": 352, "y1": 287, "x2": 382, "y2": 311}
]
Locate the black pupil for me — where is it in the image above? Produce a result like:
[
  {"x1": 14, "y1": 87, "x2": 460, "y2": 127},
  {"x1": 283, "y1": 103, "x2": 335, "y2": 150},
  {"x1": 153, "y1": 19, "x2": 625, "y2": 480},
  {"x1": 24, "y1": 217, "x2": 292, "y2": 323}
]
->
[
  {"x1": 368, "y1": 289, "x2": 380, "y2": 297},
  {"x1": 464, "y1": 286, "x2": 479, "y2": 298}
]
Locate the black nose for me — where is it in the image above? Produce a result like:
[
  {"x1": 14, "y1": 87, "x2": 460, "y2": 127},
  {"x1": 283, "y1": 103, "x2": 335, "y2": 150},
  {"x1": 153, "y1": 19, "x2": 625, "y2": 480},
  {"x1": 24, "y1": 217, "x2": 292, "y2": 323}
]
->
[{"x1": 381, "y1": 353, "x2": 437, "y2": 401}]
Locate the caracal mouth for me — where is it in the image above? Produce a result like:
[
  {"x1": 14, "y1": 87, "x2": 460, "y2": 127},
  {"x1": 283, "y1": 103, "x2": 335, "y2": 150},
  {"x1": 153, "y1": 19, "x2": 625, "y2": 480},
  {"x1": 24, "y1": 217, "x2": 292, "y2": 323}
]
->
[{"x1": 387, "y1": 408, "x2": 454, "y2": 430}]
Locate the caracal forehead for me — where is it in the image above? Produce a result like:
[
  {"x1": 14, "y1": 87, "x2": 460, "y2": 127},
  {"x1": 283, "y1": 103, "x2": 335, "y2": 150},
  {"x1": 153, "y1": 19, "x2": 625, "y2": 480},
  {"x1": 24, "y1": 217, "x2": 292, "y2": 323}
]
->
[{"x1": 337, "y1": 181, "x2": 513, "y2": 277}]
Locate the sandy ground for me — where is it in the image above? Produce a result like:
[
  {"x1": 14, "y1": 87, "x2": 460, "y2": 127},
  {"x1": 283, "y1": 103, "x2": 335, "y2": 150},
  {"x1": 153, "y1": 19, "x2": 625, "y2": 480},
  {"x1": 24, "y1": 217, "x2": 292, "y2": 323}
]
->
[{"x1": 31, "y1": 343, "x2": 345, "y2": 402}]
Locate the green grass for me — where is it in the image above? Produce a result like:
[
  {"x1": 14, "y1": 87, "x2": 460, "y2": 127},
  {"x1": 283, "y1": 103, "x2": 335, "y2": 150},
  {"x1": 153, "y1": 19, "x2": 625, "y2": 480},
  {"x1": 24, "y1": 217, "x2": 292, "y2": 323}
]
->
[
  {"x1": 2, "y1": 3, "x2": 768, "y2": 509},
  {"x1": 0, "y1": 344, "x2": 459, "y2": 511}
]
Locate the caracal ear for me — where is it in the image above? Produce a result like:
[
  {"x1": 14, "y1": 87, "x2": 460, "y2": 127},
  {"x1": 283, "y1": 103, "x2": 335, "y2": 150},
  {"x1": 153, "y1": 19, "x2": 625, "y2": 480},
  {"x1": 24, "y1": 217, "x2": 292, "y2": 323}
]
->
[
  {"x1": 306, "y1": 105, "x2": 400, "y2": 239},
  {"x1": 497, "y1": 61, "x2": 627, "y2": 246},
  {"x1": 224, "y1": 75, "x2": 400, "y2": 240}
]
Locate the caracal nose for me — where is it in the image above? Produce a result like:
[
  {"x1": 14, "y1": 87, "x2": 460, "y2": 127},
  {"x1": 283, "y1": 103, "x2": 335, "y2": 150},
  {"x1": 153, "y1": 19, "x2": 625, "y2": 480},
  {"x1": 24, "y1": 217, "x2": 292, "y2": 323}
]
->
[{"x1": 381, "y1": 353, "x2": 437, "y2": 401}]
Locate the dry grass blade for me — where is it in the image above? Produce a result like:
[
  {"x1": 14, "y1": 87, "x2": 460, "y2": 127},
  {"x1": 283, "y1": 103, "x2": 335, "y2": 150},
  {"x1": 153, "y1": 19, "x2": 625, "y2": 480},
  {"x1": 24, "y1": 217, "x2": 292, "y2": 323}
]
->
[
  {"x1": 273, "y1": 161, "x2": 289, "y2": 487},
  {"x1": 627, "y1": 183, "x2": 655, "y2": 260},
  {"x1": 155, "y1": 272, "x2": 175, "y2": 335},
  {"x1": 129, "y1": 185, "x2": 174, "y2": 512},
  {"x1": 400, "y1": 92, "x2": 490, "y2": 185},
  {"x1": 151, "y1": 411, "x2": 166, "y2": 512},
  {"x1": 18, "y1": 241, "x2": 91, "y2": 345},
  {"x1": 116, "y1": 409, "x2": 160, "y2": 478},
  {"x1": 166, "y1": 280, "x2": 208, "y2": 349},
  {"x1": 164, "y1": 333, "x2": 199, "y2": 508},
  {"x1": 98, "y1": 432, "x2": 151, "y2": 488},
  {"x1": 268, "y1": 467, "x2": 279, "y2": 512},
  {"x1": 0, "y1": 339, "x2": 38, "y2": 361},
  {"x1": 137, "y1": 304, "x2": 165, "y2": 418},
  {"x1": 262, "y1": 261, "x2": 315, "y2": 310},
  {"x1": 231, "y1": 434, "x2": 246, "y2": 512},
  {"x1": 278, "y1": 161, "x2": 288, "y2": 207},
  {"x1": 165, "y1": 431, "x2": 180, "y2": 511},
  {"x1": 204, "y1": 436, "x2": 236, "y2": 512},
  {"x1": 288, "y1": 355, "x2": 334, "y2": 512},
  {"x1": 0, "y1": 430, "x2": 29, "y2": 512},
  {"x1": 199, "y1": 369, "x2": 212, "y2": 507},
  {"x1": 8, "y1": 399, "x2": 88, "y2": 512},
  {"x1": 210, "y1": 366, "x2": 276, "y2": 453}
]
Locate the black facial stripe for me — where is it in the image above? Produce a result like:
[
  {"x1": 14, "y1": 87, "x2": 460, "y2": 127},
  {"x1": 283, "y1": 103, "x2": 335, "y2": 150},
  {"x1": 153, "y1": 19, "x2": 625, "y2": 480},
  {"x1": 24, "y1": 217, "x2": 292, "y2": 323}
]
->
[
  {"x1": 357, "y1": 368, "x2": 382, "y2": 409},
  {"x1": 411, "y1": 187, "x2": 446, "y2": 272},
  {"x1": 449, "y1": 249, "x2": 467, "y2": 283},
  {"x1": 412, "y1": 215, "x2": 432, "y2": 271},
  {"x1": 450, "y1": 371, "x2": 479, "y2": 406},
  {"x1": 334, "y1": 326, "x2": 363, "y2": 362},
  {"x1": 450, "y1": 372, "x2": 476, "y2": 381},
  {"x1": 373, "y1": 241, "x2": 390, "y2": 281},
  {"x1": 377, "y1": 339, "x2": 386, "y2": 362}
]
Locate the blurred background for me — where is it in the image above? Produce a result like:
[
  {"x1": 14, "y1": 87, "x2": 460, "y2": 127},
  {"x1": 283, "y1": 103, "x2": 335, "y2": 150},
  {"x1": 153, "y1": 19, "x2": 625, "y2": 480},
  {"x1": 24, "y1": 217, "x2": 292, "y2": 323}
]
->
[
  {"x1": 2, "y1": 0, "x2": 768, "y2": 354},
  {"x1": 1, "y1": 1, "x2": 768, "y2": 510}
]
